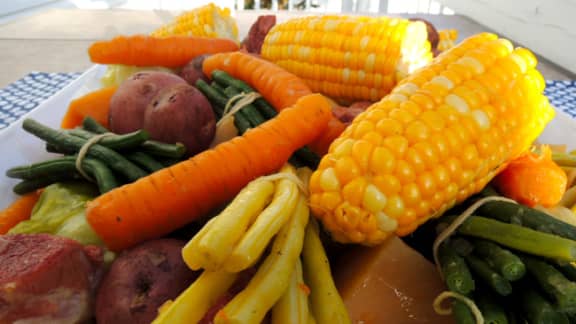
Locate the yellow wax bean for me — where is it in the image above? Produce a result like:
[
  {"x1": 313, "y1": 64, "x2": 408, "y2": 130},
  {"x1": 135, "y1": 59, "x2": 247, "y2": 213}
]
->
[
  {"x1": 186, "y1": 179, "x2": 275, "y2": 270},
  {"x1": 226, "y1": 167, "x2": 300, "y2": 272},
  {"x1": 214, "y1": 195, "x2": 309, "y2": 324},
  {"x1": 271, "y1": 258, "x2": 310, "y2": 324},
  {"x1": 303, "y1": 218, "x2": 351, "y2": 324},
  {"x1": 151, "y1": 270, "x2": 237, "y2": 324}
]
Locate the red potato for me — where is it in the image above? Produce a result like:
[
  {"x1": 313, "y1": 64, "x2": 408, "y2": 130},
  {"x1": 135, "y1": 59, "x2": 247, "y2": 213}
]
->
[
  {"x1": 109, "y1": 71, "x2": 186, "y2": 134},
  {"x1": 179, "y1": 54, "x2": 210, "y2": 86},
  {"x1": 95, "y1": 239, "x2": 198, "y2": 324},
  {"x1": 143, "y1": 83, "x2": 216, "y2": 156}
]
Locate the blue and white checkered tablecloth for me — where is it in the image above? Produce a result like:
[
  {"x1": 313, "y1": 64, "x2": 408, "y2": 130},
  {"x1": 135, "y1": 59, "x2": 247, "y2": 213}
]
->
[{"x1": 0, "y1": 72, "x2": 575, "y2": 131}]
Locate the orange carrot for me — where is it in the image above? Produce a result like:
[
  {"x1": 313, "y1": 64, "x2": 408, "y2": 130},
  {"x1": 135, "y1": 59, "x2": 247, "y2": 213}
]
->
[
  {"x1": 493, "y1": 145, "x2": 568, "y2": 207},
  {"x1": 203, "y1": 51, "x2": 311, "y2": 111},
  {"x1": 86, "y1": 93, "x2": 332, "y2": 251},
  {"x1": 61, "y1": 85, "x2": 117, "y2": 129},
  {"x1": 89, "y1": 35, "x2": 239, "y2": 67},
  {"x1": 202, "y1": 51, "x2": 347, "y2": 155},
  {"x1": 0, "y1": 190, "x2": 42, "y2": 234}
]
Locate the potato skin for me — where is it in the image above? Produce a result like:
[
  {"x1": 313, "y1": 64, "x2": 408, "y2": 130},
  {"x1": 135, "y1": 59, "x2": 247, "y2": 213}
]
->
[
  {"x1": 143, "y1": 83, "x2": 216, "y2": 156},
  {"x1": 95, "y1": 239, "x2": 198, "y2": 324},
  {"x1": 179, "y1": 55, "x2": 210, "y2": 86},
  {"x1": 109, "y1": 71, "x2": 186, "y2": 134}
]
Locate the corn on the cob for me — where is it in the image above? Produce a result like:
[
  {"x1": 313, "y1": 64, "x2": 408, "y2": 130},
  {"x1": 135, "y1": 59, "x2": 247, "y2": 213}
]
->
[
  {"x1": 261, "y1": 15, "x2": 433, "y2": 103},
  {"x1": 309, "y1": 33, "x2": 555, "y2": 245},
  {"x1": 151, "y1": 3, "x2": 238, "y2": 41},
  {"x1": 438, "y1": 29, "x2": 458, "y2": 52}
]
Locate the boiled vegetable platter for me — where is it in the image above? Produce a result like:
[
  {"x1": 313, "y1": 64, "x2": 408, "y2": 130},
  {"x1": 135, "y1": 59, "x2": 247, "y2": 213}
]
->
[
  {"x1": 1, "y1": 9, "x2": 576, "y2": 324},
  {"x1": 1, "y1": 61, "x2": 575, "y2": 210}
]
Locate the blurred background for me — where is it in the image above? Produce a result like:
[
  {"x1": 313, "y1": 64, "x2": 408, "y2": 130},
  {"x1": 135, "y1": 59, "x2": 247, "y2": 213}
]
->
[
  {"x1": 0, "y1": 0, "x2": 455, "y2": 17},
  {"x1": 0, "y1": 0, "x2": 573, "y2": 86}
]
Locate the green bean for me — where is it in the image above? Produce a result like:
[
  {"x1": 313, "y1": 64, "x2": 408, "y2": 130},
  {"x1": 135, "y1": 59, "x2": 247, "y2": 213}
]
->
[
  {"x1": 465, "y1": 254, "x2": 512, "y2": 296},
  {"x1": 13, "y1": 173, "x2": 80, "y2": 194},
  {"x1": 80, "y1": 117, "x2": 187, "y2": 159},
  {"x1": 452, "y1": 300, "x2": 476, "y2": 324},
  {"x1": 552, "y1": 152, "x2": 576, "y2": 167},
  {"x1": 125, "y1": 151, "x2": 164, "y2": 173},
  {"x1": 455, "y1": 216, "x2": 576, "y2": 262},
  {"x1": 473, "y1": 239, "x2": 526, "y2": 281},
  {"x1": 476, "y1": 201, "x2": 576, "y2": 240},
  {"x1": 212, "y1": 70, "x2": 278, "y2": 119},
  {"x1": 518, "y1": 284, "x2": 569, "y2": 324},
  {"x1": 521, "y1": 254, "x2": 576, "y2": 313},
  {"x1": 223, "y1": 86, "x2": 267, "y2": 127},
  {"x1": 7, "y1": 155, "x2": 119, "y2": 193},
  {"x1": 195, "y1": 79, "x2": 225, "y2": 117},
  {"x1": 22, "y1": 118, "x2": 147, "y2": 181},
  {"x1": 439, "y1": 242, "x2": 476, "y2": 295},
  {"x1": 140, "y1": 141, "x2": 187, "y2": 159},
  {"x1": 555, "y1": 262, "x2": 576, "y2": 282},
  {"x1": 475, "y1": 289, "x2": 508, "y2": 324},
  {"x1": 293, "y1": 146, "x2": 321, "y2": 169},
  {"x1": 449, "y1": 236, "x2": 476, "y2": 257},
  {"x1": 82, "y1": 116, "x2": 109, "y2": 133}
]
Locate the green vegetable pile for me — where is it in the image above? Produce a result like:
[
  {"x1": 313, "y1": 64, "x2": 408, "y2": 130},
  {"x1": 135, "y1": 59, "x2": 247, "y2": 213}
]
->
[
  {"x1": 435, "y1": 199, "x2": 576, "y2": 323},
  {"x1": 196, "y1": 70, "x2": 320, "y2": 169},
  {"x1": 5, "y1": 117, "x2": 187, "y2": 194}
]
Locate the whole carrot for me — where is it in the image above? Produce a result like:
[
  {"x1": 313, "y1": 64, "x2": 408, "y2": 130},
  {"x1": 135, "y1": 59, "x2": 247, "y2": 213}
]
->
[
  {"x1": 0, "y1": 190, "x2": 42, "y2": 234},
  {"x1": 86, "y1": 93, "x2": 332, "y2": 251},
  {"x1": 202, "y1": 51, "x2": 348, "y2": 155},
  {"x1": 88, "y1": 35, "x2": 239, "y2": 67},
  {"x1": 61, "y1": 85, "x2": 117, "y2": 129},
  {"x1": 203, "y1": 51, "x2": 312, "y2": 110},
  {"x1": 493, "y1": 145, "x2": 567, "y2": 207}
]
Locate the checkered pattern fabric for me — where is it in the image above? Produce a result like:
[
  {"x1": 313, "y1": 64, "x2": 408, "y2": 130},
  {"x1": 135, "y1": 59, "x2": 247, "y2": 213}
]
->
[
  {"x1": 545, "y1": 80, "x2": 576, "y2": 118},
  {"x1": 0, "y1": 72, "x2": 81, "y2": 130}
]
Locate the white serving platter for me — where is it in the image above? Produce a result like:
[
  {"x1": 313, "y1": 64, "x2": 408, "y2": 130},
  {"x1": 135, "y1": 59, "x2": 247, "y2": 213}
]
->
[{"x1": 0, "y1": 64, "x2": 575, "y2": 209}]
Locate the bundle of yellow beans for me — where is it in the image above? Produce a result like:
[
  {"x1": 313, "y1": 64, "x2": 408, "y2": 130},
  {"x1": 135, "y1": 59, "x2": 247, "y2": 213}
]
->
[
  {"x1": 261, "y1": 15, "x2": 433, "y2": 103},
  {"x1": 151, "y1": 2, "x2": 239, "y2": 41},
  {"x1": 309, "y1": 33, "x2": 555, "y2": 245},
  {"x1": 153, "y1": 166, "x2": 350, "y2": 324}
]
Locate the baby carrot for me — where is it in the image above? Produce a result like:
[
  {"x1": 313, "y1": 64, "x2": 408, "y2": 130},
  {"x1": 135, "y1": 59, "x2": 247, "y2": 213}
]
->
[
  {"x1": 0, "y1": 190, "x2": 42, "y2": 234},
  {"x1": 493, "y1": 145, "x2": 568, "y2": 207},
  {"x1": 86, "y1": 93, "x2": 332, "y2": 251},
  {"x1": 61, "y1": 86, "x2": 117, "y2": 129},
  {"x1": 203, "y1": 51, "x2": 348, "y2": 155},
  {"x1": 89, "y1": 35, "x2": 239, "y2": 67}
]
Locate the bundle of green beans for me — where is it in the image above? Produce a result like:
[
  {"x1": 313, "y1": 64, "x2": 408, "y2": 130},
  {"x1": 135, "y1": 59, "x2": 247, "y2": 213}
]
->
[
  {"x1": 195, "y1": 70, "x2": 321, "y2": 169},
  {"x1": 435, "y1": 200, "x2": 576, "y2": 324},
  {"x1": 6, "y1": 117, "x2": 186, "y2": 195}
]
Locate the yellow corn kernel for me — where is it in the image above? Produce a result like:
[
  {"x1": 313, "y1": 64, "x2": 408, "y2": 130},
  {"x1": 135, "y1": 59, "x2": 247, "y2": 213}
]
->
[
  {"x1": 319, "y1": 168, "x2": 340, "y2": 192},
  {"x1": 310, "y1": 33, "x2": 555, "y2": 245},
  {"x1": 261, "y1": 15, "x2": 432, "y2": 103},
  {"x1": 151, "y1": 3, "x2": 238, "y2": 41}
]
